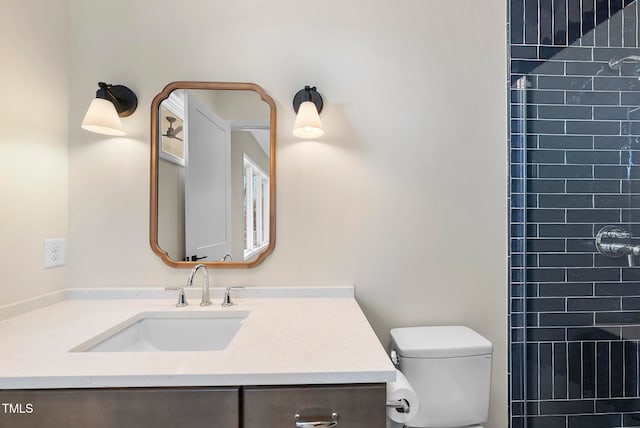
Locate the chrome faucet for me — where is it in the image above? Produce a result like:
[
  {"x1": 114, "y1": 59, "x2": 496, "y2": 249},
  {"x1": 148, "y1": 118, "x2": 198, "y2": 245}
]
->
[
  {"x1": 165, "y1": 286, "x2": 188, "y2": 307},
  {"x1": 187, "y1": 264, "x2": 212, "y2": 306},
  {"x1": 222, "y1": 286, "x2": 244, "y2": 307}
]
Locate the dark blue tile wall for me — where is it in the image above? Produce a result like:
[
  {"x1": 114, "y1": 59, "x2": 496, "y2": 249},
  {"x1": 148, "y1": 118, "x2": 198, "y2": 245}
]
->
[
  {"x1": 511, "y1": 0, "x2": 634, "y2": 49},
  {"x1": 509, "y1": 1, "x2": 640, "y2": 427}
]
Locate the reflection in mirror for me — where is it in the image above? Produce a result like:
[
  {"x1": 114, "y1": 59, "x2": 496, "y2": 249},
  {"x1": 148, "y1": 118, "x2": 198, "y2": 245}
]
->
[{"x1": 150, "y1": 82, "x2": 276, "y2": 268}]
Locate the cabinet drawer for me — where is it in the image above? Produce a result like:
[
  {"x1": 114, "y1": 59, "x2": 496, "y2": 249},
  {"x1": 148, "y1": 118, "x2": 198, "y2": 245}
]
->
[
  {"x1": 0, "y1": 387, "x2": 239, "y2": 428},
  {"x1": 243, "y1": 383, "x2": 386, "y2": 428}
]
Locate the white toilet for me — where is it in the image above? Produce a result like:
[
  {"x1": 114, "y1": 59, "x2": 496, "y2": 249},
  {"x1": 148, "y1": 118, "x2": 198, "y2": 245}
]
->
[{"x1": 388, "y1": 326, "x2": 493, "y2": 428}]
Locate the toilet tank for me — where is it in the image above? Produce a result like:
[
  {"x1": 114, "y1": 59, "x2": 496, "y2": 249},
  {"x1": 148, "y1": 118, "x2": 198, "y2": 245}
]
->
[{"x1": 390, "y1": 326, "x2": 493, "y2": 428}]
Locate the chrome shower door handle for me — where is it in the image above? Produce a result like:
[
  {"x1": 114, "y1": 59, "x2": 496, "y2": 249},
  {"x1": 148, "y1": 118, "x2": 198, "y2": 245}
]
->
[{"x1": 294, "y1": 411, "x2": 339, "y2": 427}]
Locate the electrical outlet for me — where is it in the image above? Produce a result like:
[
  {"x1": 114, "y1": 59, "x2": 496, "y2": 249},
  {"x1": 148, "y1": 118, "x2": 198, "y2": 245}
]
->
[{"x1": 44, "y1": 239, "x2": 65, "y2": 268}]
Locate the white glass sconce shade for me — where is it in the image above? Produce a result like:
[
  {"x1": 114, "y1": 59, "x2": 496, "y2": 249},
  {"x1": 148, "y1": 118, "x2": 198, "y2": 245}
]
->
[
  {"x1": 81, "y1": 82, "x2": 137, "y2": 136},
  {"x1": 293, "y1": 101, "x2": 324, "y2": 138},
  {"x1": 81, "y1": 98, "x2": 126, "y2": 136},
  {"x1": 292, "y1": 86, "x2": 324, "y2": 139}
]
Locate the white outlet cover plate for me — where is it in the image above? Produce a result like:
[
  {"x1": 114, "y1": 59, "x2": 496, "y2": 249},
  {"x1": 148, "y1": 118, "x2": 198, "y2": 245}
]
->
[{"x1": 44, "y1": 238, "x2": 65, "y2": 268}]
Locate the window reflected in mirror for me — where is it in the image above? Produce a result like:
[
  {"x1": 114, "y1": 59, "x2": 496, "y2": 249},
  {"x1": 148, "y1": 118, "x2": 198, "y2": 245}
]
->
[{"x1": 243, "y1": 154, "x2": 269, "y2": 260}]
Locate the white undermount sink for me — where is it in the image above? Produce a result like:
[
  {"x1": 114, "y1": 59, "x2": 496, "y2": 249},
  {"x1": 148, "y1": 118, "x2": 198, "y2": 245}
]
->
[{"x1": 70, "y1": 310, "x2": 249, "y2": 352}]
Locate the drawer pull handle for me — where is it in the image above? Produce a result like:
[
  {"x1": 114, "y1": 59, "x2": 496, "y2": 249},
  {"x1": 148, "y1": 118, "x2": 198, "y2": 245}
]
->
[{"x1": 294, "y1": 411, "x2": 339, "y2": 427}]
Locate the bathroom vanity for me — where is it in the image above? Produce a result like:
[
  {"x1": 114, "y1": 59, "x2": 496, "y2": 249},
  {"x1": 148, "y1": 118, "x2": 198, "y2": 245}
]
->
[
  {"x1": 2, "y1": 384, "x2": 385, "y2": 427},
  {"x1": 0, "y1": 287, "x2": 394, "y2": 427}
]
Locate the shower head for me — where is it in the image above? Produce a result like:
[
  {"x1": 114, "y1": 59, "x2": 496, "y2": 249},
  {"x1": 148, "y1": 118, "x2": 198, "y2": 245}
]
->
[{"x1": 608, "y1": 55, "x2": 640, "y2": 70}]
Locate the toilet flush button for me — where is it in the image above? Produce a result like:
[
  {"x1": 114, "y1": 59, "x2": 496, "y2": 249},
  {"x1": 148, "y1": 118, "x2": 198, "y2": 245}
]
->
[{"x1": 390, "y1": 349, "x2": 399, "y2": 365}]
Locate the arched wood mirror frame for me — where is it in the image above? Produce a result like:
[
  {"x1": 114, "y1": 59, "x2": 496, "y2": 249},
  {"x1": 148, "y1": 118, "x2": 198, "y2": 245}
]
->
[{"x1": 150, "y1": 81, "x2": 276, "y2": 268}]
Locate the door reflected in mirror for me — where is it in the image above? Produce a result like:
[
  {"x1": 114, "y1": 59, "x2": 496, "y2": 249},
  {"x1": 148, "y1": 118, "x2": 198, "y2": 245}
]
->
[{"x1": 150, "y1": 82, "x2": 276, "y2": 268}]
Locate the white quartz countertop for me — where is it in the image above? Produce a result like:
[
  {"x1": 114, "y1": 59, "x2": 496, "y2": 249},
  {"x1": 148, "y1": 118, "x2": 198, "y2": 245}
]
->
[{"x1": 0, "y1": 288, "x2": 395, "y2": 389}]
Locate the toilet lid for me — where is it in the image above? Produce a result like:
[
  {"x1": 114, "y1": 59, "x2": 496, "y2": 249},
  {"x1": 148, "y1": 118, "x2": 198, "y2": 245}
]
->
[{"x1": 390, "y1": 326, "x2": 492, "y2": 358}]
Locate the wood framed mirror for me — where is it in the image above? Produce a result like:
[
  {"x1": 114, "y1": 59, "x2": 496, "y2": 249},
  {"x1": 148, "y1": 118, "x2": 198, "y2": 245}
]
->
[{"x1": 150, "y1": 82, "x2": 276, "y2": 268}]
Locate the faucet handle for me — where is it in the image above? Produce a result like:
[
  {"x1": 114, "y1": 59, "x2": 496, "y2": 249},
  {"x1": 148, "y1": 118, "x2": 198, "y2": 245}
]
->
[
  {"x1": 222, "y1": 287, "x2": 245, "y2": 307},
  {"x1": 165, "y1": 287, "x2": 188, "y2": 307}
]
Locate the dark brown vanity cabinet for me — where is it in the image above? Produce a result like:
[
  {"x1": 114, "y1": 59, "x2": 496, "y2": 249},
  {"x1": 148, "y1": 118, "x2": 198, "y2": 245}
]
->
[
  {"x1": 0, "y1": 387, "x2": 239, "y2": 428},
  {"x1": 243, "y1": 384, "x2": 386, "y2": 428},
  {"x1": 0, "y1": 383, "x2": 386, "y2": 428}
]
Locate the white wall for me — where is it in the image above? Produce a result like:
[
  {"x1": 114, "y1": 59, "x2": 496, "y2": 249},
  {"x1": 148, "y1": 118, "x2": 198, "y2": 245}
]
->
[
  {"x1": 0, "y1": 0, "x2": 69, "y2": 306},
  {"x1": 66, "y1": 1, "x2": 507, "y2": 426}
]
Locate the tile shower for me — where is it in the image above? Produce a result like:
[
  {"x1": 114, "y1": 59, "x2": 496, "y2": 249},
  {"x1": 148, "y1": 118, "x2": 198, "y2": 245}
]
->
[{"x1": 509, "y1": 1, "x2": 640, "y2": 427}]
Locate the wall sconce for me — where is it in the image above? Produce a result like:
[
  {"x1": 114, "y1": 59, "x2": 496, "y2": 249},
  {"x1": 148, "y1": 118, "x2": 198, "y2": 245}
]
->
[
  {"x1": 81, "y1": 82, "x2": 138, "y2": 136},
  {"x1": 292, "y1": 85, "x2": 324, "y2": 138}
]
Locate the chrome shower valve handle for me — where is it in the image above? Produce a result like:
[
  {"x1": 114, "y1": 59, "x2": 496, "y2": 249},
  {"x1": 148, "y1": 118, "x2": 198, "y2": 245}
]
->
[{"x1": 595, "y1": 225, "x2": 640, "y2": 267}]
